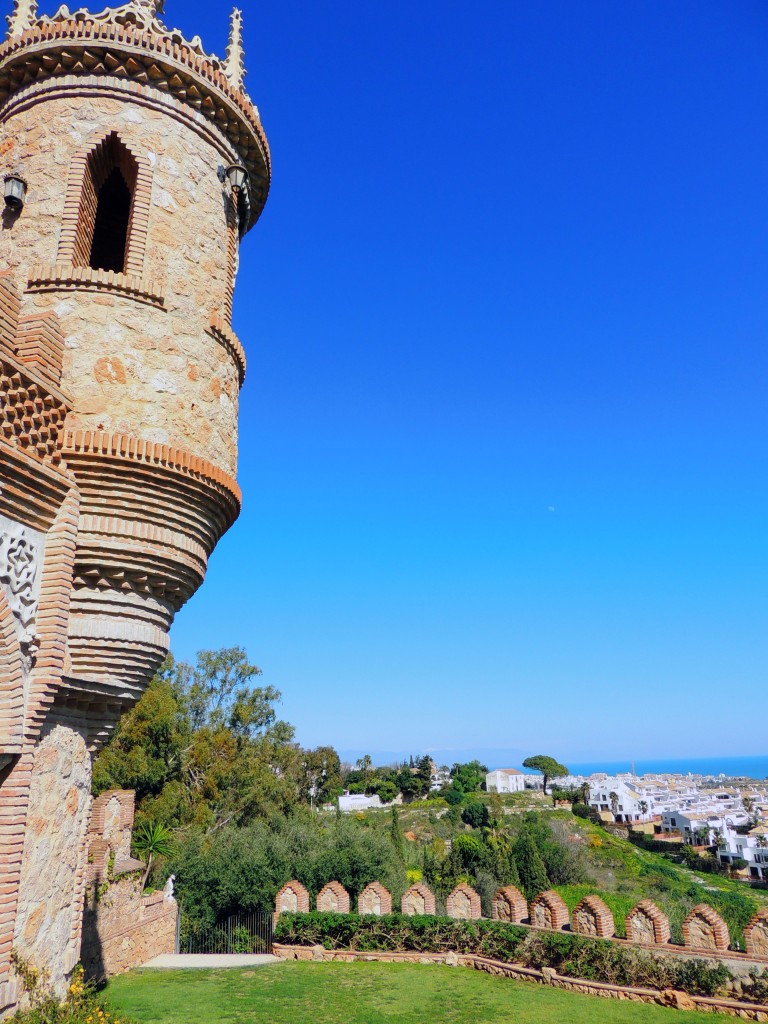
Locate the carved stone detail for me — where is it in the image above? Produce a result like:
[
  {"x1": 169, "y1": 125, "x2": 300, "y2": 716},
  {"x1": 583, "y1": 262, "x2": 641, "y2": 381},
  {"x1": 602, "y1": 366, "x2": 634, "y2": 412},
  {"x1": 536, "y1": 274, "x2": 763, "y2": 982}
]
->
[
  {"x1": 0, "y1": 515, "x2": 43, "y2": 634},
  {"x1": 223, "y1": 8, "x2": 245, "y2": 90},
  {"x1": 6, "y1": 0, "x2": 37, "y2": 39}
]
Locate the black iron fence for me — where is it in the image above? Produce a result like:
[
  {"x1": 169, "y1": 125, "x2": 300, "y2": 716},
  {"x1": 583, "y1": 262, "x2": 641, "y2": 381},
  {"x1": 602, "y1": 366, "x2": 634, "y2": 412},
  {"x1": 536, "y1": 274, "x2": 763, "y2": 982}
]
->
[{"x1": 179, "y1": 911, "x2": 273, "y2": 955}]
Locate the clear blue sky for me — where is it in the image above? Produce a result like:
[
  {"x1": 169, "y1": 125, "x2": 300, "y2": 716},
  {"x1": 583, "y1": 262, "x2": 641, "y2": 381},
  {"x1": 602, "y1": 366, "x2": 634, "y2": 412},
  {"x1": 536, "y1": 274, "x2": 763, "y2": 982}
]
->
[{"x1": 68, "y1": 1, "x2": 768, "y2": 759}]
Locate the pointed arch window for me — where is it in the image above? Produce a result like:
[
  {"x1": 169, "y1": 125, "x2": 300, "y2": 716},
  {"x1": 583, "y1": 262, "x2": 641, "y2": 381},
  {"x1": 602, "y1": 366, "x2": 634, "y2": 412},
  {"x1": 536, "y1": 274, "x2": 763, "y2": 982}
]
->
[
  {"x1": 56, "y1": 131, "x2": 152, "y2": 286},
  {"x1": 71, "y1": 133, "x2": 138, "y2": 274}
]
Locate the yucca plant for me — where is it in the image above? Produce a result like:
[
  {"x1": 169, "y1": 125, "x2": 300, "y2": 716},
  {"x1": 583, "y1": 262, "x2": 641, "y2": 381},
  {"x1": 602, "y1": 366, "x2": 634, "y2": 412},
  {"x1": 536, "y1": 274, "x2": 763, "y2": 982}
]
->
[{"x1": 133, "y1": 820, "x2": 174, "y2": 890}]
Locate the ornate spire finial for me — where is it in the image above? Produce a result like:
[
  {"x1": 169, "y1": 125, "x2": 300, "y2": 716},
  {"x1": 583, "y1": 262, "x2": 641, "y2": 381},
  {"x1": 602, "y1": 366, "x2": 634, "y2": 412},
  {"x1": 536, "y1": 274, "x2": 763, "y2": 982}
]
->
[
  {"x1": 131, "y1": 0, "x2": 164, "y2": 17},
  {"x1": 6, "y1": 0, "x2": 37, "y2": 39},
  {"x1": 223, "y1": 8, "x2": 245, "y2": 90}
]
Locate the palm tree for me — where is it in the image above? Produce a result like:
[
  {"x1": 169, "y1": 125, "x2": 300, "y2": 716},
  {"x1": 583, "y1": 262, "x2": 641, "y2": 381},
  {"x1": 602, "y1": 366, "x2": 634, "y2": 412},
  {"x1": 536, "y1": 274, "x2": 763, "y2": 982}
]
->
[
  {"x1": 638, "y1": 800, "x2": 648, "y2": 822},
  {"x1": 133, "y1": 820, "x2": 174, "y2": 891},
  {"x1": 356, "y1": 754, "x2": 373, "y2": 789},
  {"x1": 609, "y1": 792, "x2": 619, "y2": 820}
]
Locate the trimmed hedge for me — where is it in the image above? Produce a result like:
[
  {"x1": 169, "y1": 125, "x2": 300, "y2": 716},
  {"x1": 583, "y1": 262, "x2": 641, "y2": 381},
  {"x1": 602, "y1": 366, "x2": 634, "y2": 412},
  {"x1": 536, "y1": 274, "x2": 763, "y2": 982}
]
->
[{"x1": 274, "y1": 912, "x2": 730, "y2": 996}]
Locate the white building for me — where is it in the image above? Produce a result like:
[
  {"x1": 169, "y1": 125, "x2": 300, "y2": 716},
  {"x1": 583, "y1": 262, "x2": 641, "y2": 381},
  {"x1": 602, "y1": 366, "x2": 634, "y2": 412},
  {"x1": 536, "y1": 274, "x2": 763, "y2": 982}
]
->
[
  {"x1": 486, "y1": 768, "x2": 526, "y2": 793},
  {"x1": 717, "y1": 824, "x2": 768, "y2": 879},
  {"x1": 660, "y1": 808, "x2": 751, "y2": 846},
  {"x1": 338, "y1": 792, "x2": 383, "y2": 813}
]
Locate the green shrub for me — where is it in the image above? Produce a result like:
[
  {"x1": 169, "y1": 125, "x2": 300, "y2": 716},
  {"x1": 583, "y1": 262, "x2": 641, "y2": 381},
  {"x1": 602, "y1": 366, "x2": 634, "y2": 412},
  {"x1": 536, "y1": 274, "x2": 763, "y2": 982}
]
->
[
  {"x1": 460, "y1": 800, "x2": 488, "y2": 829},
  {"x1": 443, "y1": 788, "x2": 464, "y2": 807},
  {"x1": 8, "y1": 957, "x2": 136, "y2": 1024},
  {"x1": 273, "y1": 912, "x2": 732, "y2": 997},
  {"x1": 572, "y1": 803, "x2": 591, "y2": 819}
]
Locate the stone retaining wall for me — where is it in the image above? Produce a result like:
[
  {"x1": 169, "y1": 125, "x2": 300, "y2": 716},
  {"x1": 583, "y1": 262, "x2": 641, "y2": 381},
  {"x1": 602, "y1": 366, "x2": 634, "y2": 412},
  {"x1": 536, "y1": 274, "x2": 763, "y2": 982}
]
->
[{"x1": 272, "y1": 944, "x2": 768, "y2": 1021}]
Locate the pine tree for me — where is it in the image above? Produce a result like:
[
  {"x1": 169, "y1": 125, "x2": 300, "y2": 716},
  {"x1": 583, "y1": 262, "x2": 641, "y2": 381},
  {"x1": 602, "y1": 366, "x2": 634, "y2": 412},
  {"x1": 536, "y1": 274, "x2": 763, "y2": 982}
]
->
[{"x1": 513, "y1": 828, "x2": 549, "y2": 899}]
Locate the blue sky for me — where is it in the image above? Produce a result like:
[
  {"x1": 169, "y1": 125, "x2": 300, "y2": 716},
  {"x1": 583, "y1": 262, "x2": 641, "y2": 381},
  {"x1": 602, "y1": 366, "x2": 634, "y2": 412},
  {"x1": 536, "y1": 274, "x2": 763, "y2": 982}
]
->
[{"x1": 65, "y1": 1, "x2": 768, "y2": 761}]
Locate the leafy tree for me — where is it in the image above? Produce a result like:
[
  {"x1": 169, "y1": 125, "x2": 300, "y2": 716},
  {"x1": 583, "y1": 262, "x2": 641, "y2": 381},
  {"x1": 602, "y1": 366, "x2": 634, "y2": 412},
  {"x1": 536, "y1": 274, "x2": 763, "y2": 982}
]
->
[
  {"x1": 451, "y1": 760, "x2": 488, "y2": 795},
  {"x1": 92, "y1": 656, "x2": 189, "y2": 802},
  {"x1": 186, "y1": 647, "x2": 277, "y2": 738},
  {"x1": 513, "y1": 828, "x2": 549, "y2": 899},
  {"x1": 522, "y1": 754, "x2": 568, "y2": 795},
  {"x1": 93, "y1": 648, "x2": 337, "y2": 832},
  {"x1": 371, "y1": 779, "x2": 398, "y2": 803},
  {"x1": 461, "y1": 798, "x2": 489, "y2": 829},
  {"x1": 396, "y1": 758, "x2": 431, "y2": 802},
  {"x1": 300, "y1": 746, "x2": 342, "y2": 807},
  {"x1": 443, "y1": 787, "x2": 464, "y2": 806},
  {"x1": 449, "y1": 833, "x2": 487, "y2": 877}
]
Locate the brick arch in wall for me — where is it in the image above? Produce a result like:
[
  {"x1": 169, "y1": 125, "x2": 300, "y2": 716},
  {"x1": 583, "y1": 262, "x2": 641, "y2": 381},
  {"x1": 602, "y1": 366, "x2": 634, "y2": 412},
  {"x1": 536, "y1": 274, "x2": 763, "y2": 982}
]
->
[
  {"x1": 57, "y1": 131, "x2": 153, "y2": 279},
  {"x1": 0, "y1": 587, "x2": 24, "y2": 751}
]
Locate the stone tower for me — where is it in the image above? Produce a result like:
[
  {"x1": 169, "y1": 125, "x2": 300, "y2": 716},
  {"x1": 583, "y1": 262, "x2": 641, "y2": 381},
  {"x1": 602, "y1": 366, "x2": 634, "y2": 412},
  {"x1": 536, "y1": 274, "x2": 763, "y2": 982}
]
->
[{"x1": 0, "y1": 0, "x2": 269, "y2": 1010}]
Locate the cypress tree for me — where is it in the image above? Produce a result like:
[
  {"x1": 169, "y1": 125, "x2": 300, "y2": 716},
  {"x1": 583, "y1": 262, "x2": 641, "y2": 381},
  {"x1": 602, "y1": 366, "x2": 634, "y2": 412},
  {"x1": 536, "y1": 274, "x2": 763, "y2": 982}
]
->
[
  {"x1": 390, "y1": 805, "x2": 405, "y2": 865},
  {"x1": 513, "y1": 829, "x2": 549, "y2": 899}
]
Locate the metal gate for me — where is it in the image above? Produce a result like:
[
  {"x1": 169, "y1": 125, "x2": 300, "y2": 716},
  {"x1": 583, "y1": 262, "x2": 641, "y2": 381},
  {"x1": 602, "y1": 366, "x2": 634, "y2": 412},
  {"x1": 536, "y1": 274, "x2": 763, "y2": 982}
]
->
[{"x1": 179, "y1": 911, "x2": 273, "y2": 954}]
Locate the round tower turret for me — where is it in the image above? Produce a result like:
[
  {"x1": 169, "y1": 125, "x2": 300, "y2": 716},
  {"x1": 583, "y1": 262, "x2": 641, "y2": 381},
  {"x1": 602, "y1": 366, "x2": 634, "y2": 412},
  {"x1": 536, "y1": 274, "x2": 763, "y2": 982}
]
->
[
  {"x1": 0, "y1": 0, "x2": 269, "y2": 702},
  {"x1": 0, "y1": 4, "x2": 270, "y2": 997}
]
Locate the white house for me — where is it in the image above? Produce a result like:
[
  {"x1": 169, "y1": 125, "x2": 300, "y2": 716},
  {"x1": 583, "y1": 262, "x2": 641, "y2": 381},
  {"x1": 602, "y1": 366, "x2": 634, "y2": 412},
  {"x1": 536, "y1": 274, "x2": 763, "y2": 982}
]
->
[
  {"x1": 486, "y1": 768, "x2": 526, "y2": 793},
  {"x1": 338, "y1": 792, "x2": 383, "y2": 813},
  {"x1": 717, "y1": 824, "x2": 768, "y2": 879},
  {"x1": 660, "y1": 809, "x2": 751, "y2": 846}
]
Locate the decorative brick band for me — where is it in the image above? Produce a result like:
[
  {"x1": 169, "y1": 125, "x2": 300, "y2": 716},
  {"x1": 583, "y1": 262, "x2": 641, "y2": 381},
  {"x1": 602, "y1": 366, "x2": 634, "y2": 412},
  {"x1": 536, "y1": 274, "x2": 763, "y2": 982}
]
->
[
  {"x1": 491, "y1": 886, "x2": 528, "y2": 924},
  {"x1": 14, "y1": 312, "x2": 65, "y2": 387},
  {"x1": 207, "y1": 313, "x2": 246, "y2": 387},
  {"x1": 27, "y1": 263, "x2": 164, "y2": 308},
  {"x1": 0, "y1": 18, "x2": 270, "y2": 228},
  {"x1": 529, "y1": 890, "x2": 570, "y2": 932},
  {"x1": 59, "y1": 429, "x2": 241, "y2": 507},
  {"x1": 572, "y1": 895, "x2": 615, "y2": 939},
  {"x1": 78, "y1": 514, "x2": 208, "y2": 566},
  {"x1": 358, "y1": 882, "x2": 392, "y2": 916},
  {"x1": 317, "y1": 881, "x2": 350, "y2": 914}
]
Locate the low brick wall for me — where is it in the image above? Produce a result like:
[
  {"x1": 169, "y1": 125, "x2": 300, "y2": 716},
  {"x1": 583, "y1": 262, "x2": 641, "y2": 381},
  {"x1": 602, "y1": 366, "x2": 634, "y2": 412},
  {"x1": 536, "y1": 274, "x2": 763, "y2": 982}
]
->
[
  {"x1": 81, "y1": 876, "x2": 178, "y2": 980},
  {"x1": 79, "y1": 791, "x2": 178, "y2": 979},
  {"x1": 272, "y1": 944, "x2": 768, "y2": 1021}
]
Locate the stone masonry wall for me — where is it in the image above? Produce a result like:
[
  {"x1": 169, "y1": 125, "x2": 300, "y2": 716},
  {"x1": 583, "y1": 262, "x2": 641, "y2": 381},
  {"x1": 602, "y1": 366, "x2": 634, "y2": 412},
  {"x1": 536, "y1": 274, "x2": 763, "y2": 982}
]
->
[
  {"x1": 0, "y1": 94, "x2": 242, "y2": 475},
  {"x1": 12, "y1": 725, "x2": 92, "y2": 992},
  {"x1": 81, "y1": 877, "x2": 177, "y2": 981}
]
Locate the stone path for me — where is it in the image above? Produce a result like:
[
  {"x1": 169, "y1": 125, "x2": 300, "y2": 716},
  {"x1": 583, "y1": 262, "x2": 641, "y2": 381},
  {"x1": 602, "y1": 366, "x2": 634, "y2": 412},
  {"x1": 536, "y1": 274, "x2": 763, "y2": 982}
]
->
[{"x1": 142, "y1": 953, "x2": 281, "y2": 969}]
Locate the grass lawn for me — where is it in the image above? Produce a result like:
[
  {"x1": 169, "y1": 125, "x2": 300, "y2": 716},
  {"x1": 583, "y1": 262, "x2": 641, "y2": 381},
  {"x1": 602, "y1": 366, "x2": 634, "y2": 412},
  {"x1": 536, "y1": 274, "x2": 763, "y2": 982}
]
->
[{"x1": 105, "y1": 961, "x2": 735, "y2": 1024}]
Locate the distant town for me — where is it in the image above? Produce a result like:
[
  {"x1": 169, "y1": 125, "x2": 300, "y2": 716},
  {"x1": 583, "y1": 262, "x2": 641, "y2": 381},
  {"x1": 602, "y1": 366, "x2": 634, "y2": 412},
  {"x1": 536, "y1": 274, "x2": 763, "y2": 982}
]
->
[{"x1": 337, "y1": 758, "x2": 768, "y2": 882}]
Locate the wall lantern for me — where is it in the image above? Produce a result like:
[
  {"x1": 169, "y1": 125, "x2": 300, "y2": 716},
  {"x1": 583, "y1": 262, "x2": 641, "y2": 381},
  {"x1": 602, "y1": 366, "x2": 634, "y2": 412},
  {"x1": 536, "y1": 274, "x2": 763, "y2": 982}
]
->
[
  {"x1": 3, "y1": 174, "x2": 27, "y2": 212},
  {"x1": 224, "y1": 163, "x2": 248, "y2": 192}
]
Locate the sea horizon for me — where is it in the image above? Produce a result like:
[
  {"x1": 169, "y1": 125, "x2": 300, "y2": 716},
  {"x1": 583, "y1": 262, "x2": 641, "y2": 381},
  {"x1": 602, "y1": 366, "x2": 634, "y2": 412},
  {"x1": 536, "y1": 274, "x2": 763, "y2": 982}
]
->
[{"x1": 565, "y1": 755, "x2": 768, "y2": 781}]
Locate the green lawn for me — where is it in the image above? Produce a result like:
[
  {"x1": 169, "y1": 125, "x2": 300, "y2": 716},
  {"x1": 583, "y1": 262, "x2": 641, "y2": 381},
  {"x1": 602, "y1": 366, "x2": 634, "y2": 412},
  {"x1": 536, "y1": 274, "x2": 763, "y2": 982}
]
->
[{"x1": 105, "y1": 961, "x2": 735, "y2": 1024}]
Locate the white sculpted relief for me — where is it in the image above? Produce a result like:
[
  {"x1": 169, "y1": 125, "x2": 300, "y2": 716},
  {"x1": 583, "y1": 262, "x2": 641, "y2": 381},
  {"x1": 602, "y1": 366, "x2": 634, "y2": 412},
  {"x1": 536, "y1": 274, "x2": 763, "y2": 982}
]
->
[{"x1": 0, "y1": 517, "x2": 43, "y2": 659}]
